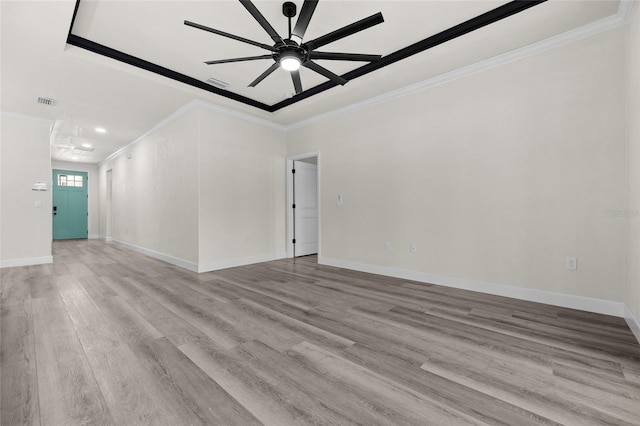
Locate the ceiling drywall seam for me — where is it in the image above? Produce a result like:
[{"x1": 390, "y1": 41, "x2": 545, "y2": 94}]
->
[
  {"x1": 285, "y1": 0, "x2": 635, "y2": 132},
  {"x1": 1, "y1": 111, "x2": 54, "y2": 126},
  {"x1": 98, "y1": 99, "x2": 286, "y2": 166}
]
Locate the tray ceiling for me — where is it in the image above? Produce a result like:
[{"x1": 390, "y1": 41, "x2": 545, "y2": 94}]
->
[{"x1": 67, "y1": 0, "x2": 618, "y2": 112}]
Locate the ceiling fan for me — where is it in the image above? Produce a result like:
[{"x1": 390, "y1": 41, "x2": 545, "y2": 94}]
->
[{"x1": 184, "y1": 0, "x2": 384, "y2": 95}]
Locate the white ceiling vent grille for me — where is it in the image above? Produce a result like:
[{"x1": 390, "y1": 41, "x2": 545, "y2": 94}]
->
[
  {"x1": 205, "y1": 77, "x2": 229, "y2": 90},
  {"x1": 37, "y1": 97, "x2": 56, "y2": 106},
  {"x1": 73, "y1": 145, "x2": 95, "y2": 152}
]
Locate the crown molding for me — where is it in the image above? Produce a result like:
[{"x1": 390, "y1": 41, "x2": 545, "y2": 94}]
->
[
  {"x1": 285, "y1": 0, "x2": 635, "y2": 132},
  {"x1": 99, "y1": 101, "x2": 196, "y2": 165},
  {"x1": 192, "y1": 100, "x2": 287, "y2": 132},
  {"x1": 99, "y1": 99, "x2": 286, "y2": 166}
]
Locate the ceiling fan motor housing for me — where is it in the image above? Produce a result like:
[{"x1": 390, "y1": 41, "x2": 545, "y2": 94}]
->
[{"x1": 274, "y1": 39, "x2": 308, "y2": 64}]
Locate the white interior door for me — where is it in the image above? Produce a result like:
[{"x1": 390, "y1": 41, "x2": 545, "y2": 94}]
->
[{"x1": 293, "y1": 160, "x2": 318, "y2": 257}]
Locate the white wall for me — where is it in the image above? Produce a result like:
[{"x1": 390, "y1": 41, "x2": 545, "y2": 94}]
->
[
  {"x1": 99, "y1": 109, "x2": 200, "y2": 266},
  {"x1": 0, "y1": 114, "x2": 53, "y2": 266},
  {"x1": 97, "y1": 104, "x2": 287, "y2": 272},
  {"x1": 51, "y1": 160, "x2": 99, "y2": 239},
  {"x1": 625, "y1": 3, "x2": 640, "y2": 328},
  {"x1": 197, "y1": 106, "x2": 286, "y2": 271},
  {"x1": 287, "y1": 27, "x2": 627, "y2": 305}
]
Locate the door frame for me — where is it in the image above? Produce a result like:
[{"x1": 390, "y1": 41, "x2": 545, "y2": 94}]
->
[
  {"x1": 105, "y1": 169, "x2": 113, "y2": 242},
  {"x1": 52, "y1": 168, "x2": 89, "y2": 240},
  {"x1": 286, "y1": 152, "x2": 320, "y2": 258}
]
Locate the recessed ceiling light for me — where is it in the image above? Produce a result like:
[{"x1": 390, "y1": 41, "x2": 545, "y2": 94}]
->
[
  {"x1": 95, "y1": 127, "x2": 106, "y2": 133},
  {"x1": 82, "y1": 143, "x2": 92, "y2": 148}
]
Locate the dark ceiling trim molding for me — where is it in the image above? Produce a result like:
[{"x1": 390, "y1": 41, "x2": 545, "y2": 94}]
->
[
  {"x1": 272, "y1": 0, "x2": 547, "y2": 110},
  {"x1": 66, "y1": 33, "x2": 274, "y2": 112},
  {"x1": 67, "y1": 0, "x2": 546, "y2": 113},
  {"x1": 67, "y1": 0, "x2": 81, "y2": 40}
]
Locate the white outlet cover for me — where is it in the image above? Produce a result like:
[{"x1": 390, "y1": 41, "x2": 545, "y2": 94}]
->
[{"x1": 565, "y1": 257, "x2": 577, "y2": 271}]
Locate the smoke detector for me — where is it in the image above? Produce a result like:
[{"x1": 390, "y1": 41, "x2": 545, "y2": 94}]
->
[{"x1": 37, "y1": 97, "x2": 56, "y2": 106}]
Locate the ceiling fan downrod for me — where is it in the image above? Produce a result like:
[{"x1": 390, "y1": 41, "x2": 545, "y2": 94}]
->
[{"x1": 283, "y1": 1, "x2": 297, "y2": 39}]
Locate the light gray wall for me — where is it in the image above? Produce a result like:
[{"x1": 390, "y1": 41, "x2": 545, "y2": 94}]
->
[
  {"x1": 626, "y1": 3, "x2": 640, "y2": 322},
  {"x1": 287, "y1": 26, "x2": 627, "y2": 304},
  {"x1": 197, "y1": 107, "x2": 286, "y2": 270},
  {"x1": 99, "y1": 109, "x2": 200, "y2": 265},
  {"x1": 97, "y1": 104, "x2": 287, "y2": 271},
  {"x1": 0, "y1": 114, "x2": 52, "y2": 265},
  {"x1": 51, "y1": 160, "x2": 99, "y2": 239}
]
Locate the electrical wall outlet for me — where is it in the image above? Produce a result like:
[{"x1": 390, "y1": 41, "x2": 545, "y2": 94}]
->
[
  {"x1": 565, "y1": 257, "x2": 577, "y2": 271},
  {"x1": 337, "y1": 194, "x2": 343, "y2": 207},
  {"x1": 410, "y1": 243, "x2": 417, "y2": 254},
  {"x1": 384, "y1": 241, "x2": 391, "y2": 251}
]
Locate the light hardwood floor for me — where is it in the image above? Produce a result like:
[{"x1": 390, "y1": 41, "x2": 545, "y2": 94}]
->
[{"x1": 1, "y1": 240, "x2": 639, "y2": 425}]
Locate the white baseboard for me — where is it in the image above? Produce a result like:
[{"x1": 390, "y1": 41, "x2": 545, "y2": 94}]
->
[
  {"x1": 0, "y1": 255, "x2": 53, "y2": 268},
  {"x1": 624, "y1": 305, "x2": 640, "y2": 345},
  {"x1": 319, "y1": 257, "x2": 625, "y2": 318},
  {"x1": 112, "y1": 240, "x2": 199, "y2": 273},
  {"x1": 111, "y1": 240, "x2": 285, "y2": 274},
  {"x1": 198, "y1": 252, "x2": 287, "y2": 273},
  {"x1": 89, "y1": 234, "x2": 101, "y2": 240}
]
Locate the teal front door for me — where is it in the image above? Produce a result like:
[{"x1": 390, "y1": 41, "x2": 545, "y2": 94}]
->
[{"x1": 53, "y1": 169, "x2": 88, "y2": 240}]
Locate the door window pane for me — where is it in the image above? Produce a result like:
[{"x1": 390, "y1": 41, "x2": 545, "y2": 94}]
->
[{"x1": 57, "y1": 174, "x2": 83, "y2": 187}]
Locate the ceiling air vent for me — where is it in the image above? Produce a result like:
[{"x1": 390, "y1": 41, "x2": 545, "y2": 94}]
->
[
  {"x1": 205, "y1": 77, "x2": 229, "y2": 90},
  {"x1": 73, "y1": 145, "x2": 95, "y2": 152},
  {"x1": 37, "y1": 97, "x2": 56, "y2": 106}
]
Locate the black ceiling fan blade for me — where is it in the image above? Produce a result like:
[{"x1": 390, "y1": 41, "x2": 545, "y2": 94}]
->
[
  {"x1": 249, "y1": 62, "x2": 280, "y2": 87},
  {"x1": 205, "y1": 55, "x2": 273, "y2": 65},
  {"x1": 291, "y1": 70, "x2": 303, "y2": 94},
  {"x1": 291, "y1": 0, "x2": 318, "y2": 41},
  {"x1": 239, "y1": 0, "x2": 283, "y2": 44},
  {"x1": 309, "y1": 52, "x2": 382, "y2": 62},
  {"x1": 303, "y1": 61, "x2": 347, "y2": 85},
  {"x1": 184, "y1": 20, "x2": 274, "y2": 51},
  {"x1": 304, "y1": 12, "x2": 384, "y2": 51}
]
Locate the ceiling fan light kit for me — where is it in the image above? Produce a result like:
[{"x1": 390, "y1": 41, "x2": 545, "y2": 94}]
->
[
  {"x1": 280, "y1": 55, "x2": 301, "y2": 71},
  {"x1": 185, "y1": 0, "x2": 384, "y2": 96}
]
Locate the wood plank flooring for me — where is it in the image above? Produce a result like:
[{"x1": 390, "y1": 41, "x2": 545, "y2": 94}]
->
[{"x1": 1, "y1": 239, "x2": 639, "y2": 425}]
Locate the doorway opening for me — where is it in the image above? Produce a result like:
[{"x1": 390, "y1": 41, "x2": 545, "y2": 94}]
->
[
  {"x1": 286, "y1": 152, "x2": 319, "y2": 259},
  {"x1": 106, "y1": 169, "x2": 113, "y2": 241},
  {"x1": 52, "y1": 169, "x2": 88, "y2": 240}
]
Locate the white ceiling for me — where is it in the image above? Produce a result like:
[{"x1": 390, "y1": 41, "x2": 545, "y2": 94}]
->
[{"x1": 0, "y1": 1, "x2": 623, "y2": 164}]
